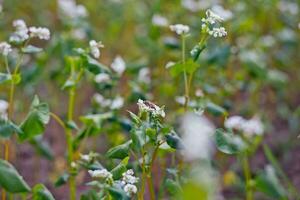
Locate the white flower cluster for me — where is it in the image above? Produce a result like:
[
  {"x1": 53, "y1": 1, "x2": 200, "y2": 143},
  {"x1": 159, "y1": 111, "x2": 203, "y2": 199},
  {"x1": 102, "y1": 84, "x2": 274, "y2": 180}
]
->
[
  {"x1": 137, "y1": 99, "x2": 165, "y2": 118},
  {"x1": 94, "y1": 93, "x2": 124, "y2": 110},
  {"x1": 121, "y1": 169, "x2": 139, "y2": 197},
  {"x1": 0, "y1": 100, "x2": 9, "y2": 119},
  {"x1": 9, "y1": 19, "x2": 50, "y2": 43},
  {"x1": 225, "y1": 116, "x2": 264, "y2": 137},
  {"x1": 89, "y1": 40, "x2": 104, "y2": 59},
  {"x1": 88, "y1": 169, "x2": 113, "y2": 180},
  {"x1": 111, "y1": 56, "x2": 126, "y2": 75},
  {"x1": 58, "y1": 0, "x2": 88, "y2": 19},
  {"x1": 201, "y1": 9, "x2": 227, "y2": 38},
  {"x1": 169, "y1": 24, "x2": 190, "y2": 35},
  {"x1": 0, "y1": 42, "x2": 12, "y2": 56}
]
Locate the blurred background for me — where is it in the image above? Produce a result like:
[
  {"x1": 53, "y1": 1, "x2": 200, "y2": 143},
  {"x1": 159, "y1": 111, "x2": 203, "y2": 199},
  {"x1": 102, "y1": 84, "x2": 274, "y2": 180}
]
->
[{"x1": 0, "y1": 0, "x2": 300, "y2": 199}]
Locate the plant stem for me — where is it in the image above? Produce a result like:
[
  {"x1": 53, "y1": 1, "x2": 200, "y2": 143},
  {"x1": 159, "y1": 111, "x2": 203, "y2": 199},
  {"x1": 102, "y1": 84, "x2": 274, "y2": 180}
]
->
[
  {"x1": 181, "y1": 35, "x2": 189, "y2": 110},
  {"x1": 242, "y1": 154, "x2": 253, "y2": 200},
  {"x1": 66, "y1": 88, "x2": 76, "y2": 200}
]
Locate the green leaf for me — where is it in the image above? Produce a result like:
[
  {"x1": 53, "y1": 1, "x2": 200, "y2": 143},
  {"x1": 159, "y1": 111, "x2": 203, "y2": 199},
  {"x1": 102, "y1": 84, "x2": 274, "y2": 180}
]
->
[
  {"x1": 165, "y1": 178, "x2": 182, "y2": 196},
  {"x1": 80, "y1": 113, "x2": 112, "y2": 129},
  {"x1": 128, "y1": 111, "x2": 141, "y2": 125},
  {"x1": 32, "y1": 184, "x2": 55, "y2": 200},
  {"x1": 21, "y1": 45, "x2": 43, "y2": 54},
  {"x1": 61, "y1": 77, "x2": 76, "y2": 90},
  {"x1": 215, "y1": 129, "x2": 246, "y2": 155},
  {"x1": 131, "y1": 128, "x2": 147, "y2": 150},
  {"x1": 80, "y1": 190, "x2": 99, "y2": 200},
  {"x1": 255, "y1": 166, "x2": 287, "y2": 199},
  {"x1": 110, "y1": 157, "x2": 129, "y2": 180},
  {"x1": 0, "y1": 159, "x2": 31, "y2": 193},
  {"x1": 166, "y1": 132, "x2": 183, "y2": 150},
  {"x1": 206, "y1": 102, "x2": 227, "y2": 117},
  {"x1": 19, "y1": 95, "x2": 50, "y2": 141},
  {"x1": 108, "y1": 186, "x2": 130, "y2": 200},
  {"x1": 190, "y1": 44, "x2": 206, "y2": 62},
  {"x1": 0, "y1": 73, "x2": 12, "y2": 84},
  {"x1": 83, "y1": 55, "x2": 111, "y2": 74},
  {"x1": 106, "y1": 141, "x2": 132, "y2": 159},
  {"x1": 30, "y1": 136, "x2": 54, "y2": 160},
  {"x1": 0, "y1": 118, "x2": 23, "y2": 139},
  {"x1": 54, "y1": 172, "x2": 70, "y2": 187}
]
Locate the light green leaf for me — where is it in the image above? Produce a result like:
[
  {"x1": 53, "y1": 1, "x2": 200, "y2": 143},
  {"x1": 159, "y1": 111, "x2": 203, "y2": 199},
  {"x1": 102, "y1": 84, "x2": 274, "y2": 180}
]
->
[
  {"x1": 80, "y1": 113, "x2": 112, "y2": 129},
  {"x1": 106, "y1": 141, "x2": 132, "y2": 159},
  {"x1": 108, "y1": 186, "x2": 130, "y2": 200},
  {"x1": 110, "y1": 157, "x2": 129, "y2": 180},
  {"x1": 0, "y1": 159, "x2": 31, "y2": 193},
  {"x1": 215, "y1": 129, "x2": 246, "y2": 155},
  {"x1": 19, "y1": 95, "x2": 50, "y2": 141},
  {"x1": 0, "y1": 73, "x2": 12, "y2": 84},
  {"x1": 0, "y1": 118, "x2": 23, "y2": 139},
  {"x1": 32, "y1": 184, "x2": 55, "y2": 200}
]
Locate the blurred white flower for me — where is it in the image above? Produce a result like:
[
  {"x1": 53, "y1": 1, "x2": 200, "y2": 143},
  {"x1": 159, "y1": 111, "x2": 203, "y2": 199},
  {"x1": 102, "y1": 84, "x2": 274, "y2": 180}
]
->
[
  {"x1": 0, "y1": 42, "x2": 12, "y2": 56},
  {"x1": 88, "y1": 169, "x2": 113, "y2": 179},
  {"x1": 58, "y1": 0, "x2": 88, "y2": 19},
  {"x1": 209, "y1": 27, "x2": 227, "y2": 37},
  {"x1": 70, "y1": 162, "x2": 77, "y2": 168},
  {"x1": 182, "y1": 0, "x2": 217, "y2": 12},
  {"x1": 211, "y1": 5, "x2": 233, "y2": 21},
  {"x1": 195, "y1": 89, "x2": 204, "y2": 97},
  {"x1": 13, "y1": 19, "x2": 27, "y2": 31},
  {"x1": 93, "y1": 93, "x2": 111, "y2": 107},
  {"x1": 71, "y1": 28, "x2": 86, "y2": 40},
  {"x1": 29, "y1": 27, "x2": 51, "y2": 40},
  {"x1": 278, "y1": 1, "x2": 298, "y2": 15},
  {"x1": 111, "y1": 56, "x2": 126, "y2": 75},
  {"x1": 181, "y1": 113, "x2": 215, "y2": 160},
  {"x1": 242, "y1": 117, "x2": 264, "y2": 136},
  {"x1": 0, "y1": 100, "x2": 8, "y2": 119},
  {"x1": 224, "y1": 116, "x2": 245, "y2": 130},
  {"x1": 110, "y1": 96, "x2": 124, "y2": 110},
  {"x1": 94, "y1": 73, "x2": 110, "y2": 83},
  {"x1": 89, "y1": 40, "x2": 104, "y2": 59},
  {"x1": 170, "y1": 24, "x2": 190, "y2": 35},
  {"x1": 124, "y1": 184, "x2": 137, "y2": 196},
  {"x1": 152, "y1": 14, "x2": 169, "y2": 27},
  {"x1": 175, "y1": 96, "x2": 197, "y2": 107},
  {"x1": 165, "y1": 61, "x2": 176, "y2": 69},
  {"x1": 202, "y1": 9, "x2": 224, "y2": 24},
  {"x1": 138, "y1": 67, "x2": 151, "y2": 84},
  {"x1": 137, "y1": 99, "x2": 165, "y2": 118},
  {"x1": 80, "y1": 154, "x2": 92, "y2": 162}
]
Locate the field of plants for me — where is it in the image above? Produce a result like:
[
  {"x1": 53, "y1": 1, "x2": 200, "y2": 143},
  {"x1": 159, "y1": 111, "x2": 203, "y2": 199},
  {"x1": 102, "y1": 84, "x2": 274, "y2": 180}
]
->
[{"x1": 0, "y1": 0, "x2": 300, "y2": 199}]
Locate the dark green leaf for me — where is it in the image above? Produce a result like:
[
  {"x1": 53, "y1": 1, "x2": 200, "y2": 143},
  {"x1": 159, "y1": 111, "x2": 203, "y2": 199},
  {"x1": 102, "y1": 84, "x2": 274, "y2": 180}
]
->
[
  {"x1": 30, "y1": 136, "x2": 54, "y2": 160},
  {"x1": 166, "y1": 132, "x2": 183, "y2": 150},
  {"x1": 0, "y1": 118, "x2": 23, "y2": 139},
  {"x1": 32, "y1": 184, "x2": 55, "y2": 200},
  {"x1": 0, "y1": 159, "x2": 31, "y2": 193},
  {"x1": 106, "y1": 141, "x2": 132, "y2": 159},
  {"x1": 110, "y1": 157, "x2": 129, "y2": 180},
  {"x1": 54, "y1": 172, "x2": 70, "y2": 187},
  {"x1": 215, "y1": 129, "x2": 246, "y2": 155},
  {"x1": 108, "y1": 186, "x2": 130, "y2": 200}
]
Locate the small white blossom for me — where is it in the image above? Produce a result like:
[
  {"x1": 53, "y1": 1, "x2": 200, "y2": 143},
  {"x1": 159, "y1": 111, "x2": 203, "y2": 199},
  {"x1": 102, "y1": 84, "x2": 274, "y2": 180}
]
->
[
  {"x1": 209, "y1": 27, "x2": 227, "y2": 37},
  {"x1": 242, "y1": 117, "x2": 264, "y2": 136},
  {"x1": 29, "y1": 27, "x2": 51, "y2": 40},
  {"x1": 124, "y1": 184, "x2": 137, "y2": 196},
  {"x1": 202, "y1": 9, "x2": 224, "y2": 24},
  {"x1": 195, "y1": 89, "x2": 204, "y2": 97},
  {"x1": 13, "y1": 19, "x2": 27, "y2": 31},
  {"x1": 0, "y1": 42, "x2": 12, "y2": 56},
  {"x1": 88, "y1": 169, "x2": 113, "y2": 180},
  {"x1": 137, "y1": 99, "x2": 165, "y2": 118},
  {"x1": 169, "y1": 24, "x2": 190, "y2": 35},
  {"x1": 94, "y1": 73, "x2": 111, "y2": 83},
  {"x1": 58, "y1": 0, "x2": 88, "y2": 19},
  {"x1": 165, "y1": 61, "x2": 176, "y2": 69},
  {"x1": 224, "y1": 116, "x2": 246, "y2": 131},
  {"x1": 89, "y1": 40, "x2": 104, "y2": 59},
  {"x1": 211, "y1": 5, "x2": 233, "y2": 21},
  {"x1": 80, "y1": 154, "x2": 92, "y2": 162},
  {"x1": 93, "y1": 93, "x2": 111, "y2": 107},
  {"x1": 111, "y1": 56, "x2": 126, "y2": 75},
  {"x1": 110, "y1": 96, "x2": 124, "y2": 110},
  {"x1": 138, "y1": 67, "x2": 151, "y2": 84},
  {"x1": 0, "y1": 100, "x2": 8, "y2": 119},
  {"x1": 152, "y1": 14, "x2": 169, "y2": 27}
]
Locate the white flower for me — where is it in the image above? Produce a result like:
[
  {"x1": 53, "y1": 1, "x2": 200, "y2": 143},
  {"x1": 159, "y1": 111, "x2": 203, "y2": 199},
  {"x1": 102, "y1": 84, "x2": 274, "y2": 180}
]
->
[
  {"x1": 195, "y1": 89, "x2": 204, "y2": 97},
  {"x1": 13, "y1": 19, "x2": 27, "y2": 31},
  {"x1": 122, "y1": 169, "x2": 139, "y2": 185},
  {"x1": 58, "y1": 0, "x2": 88, "y2": 19},
  {"x1": 181, "y1": 113, "x2": 215, "y2": 160},
  {"x1": 165, "y1": 61, "x2": 176, "y2": 69},
  {"x1": 169, "y1": 24, "x2": 190, "y2": 35},
  {"x1": 202, "y1": 9, "x2": 224, "y2": 24},
  {"x1": 110, "y1": 96, "x2": 124, "y2": 110},
  {"x1": 152, "y1": 14, "x2": 169, "y2": 27},
  {"x1": 208, "y1": 27, "x2": 227, "y2": 37},
  {"x1": 0, "y1": 42, "x2": 12, "y2": 56},
  {"x1": 93, "y1": 93, "x2": 111, "y2": 107},
  {"x1": 123, "y1": 184, "x2": 137, "y2": 196},
  {"x1": 137, "y1": 99, "x2": 165, "y2": 118},
  {"x1": 29, "y1": 27, "x2": 51, "y2": 40},
  {"x1": 242, "y1": 117, "x2": 264, "y2": 136},
  {"x1": 211, "y1": 5, "x2": 233, "y2": 21},
  {"x1": 88, "y1": 169, "x2": 112, "y2": 179},
  {"x1": 0, "y1": 100, "x2": 8, "y2": 119},
  {"x1": 111, "y1": 56, "x2": 126, "y2": 75},
  {"x1": 11, "y1": 20, "x2": 30, "y2": 43},
  {"x1": 224, "y1": 116, "x2": 246, "y2": 131},
  {"x1": 181, "y1": 0, "x2": 213, "y2": 12},
  {"x1": 94, "y1": 73, "x2": 111, "y2": 83},
  {"x1": 80, "y1": 154, "x2": 92, "y2": 162},
  {"x1": 138, "y1": 67, "x2": 151, "y2": 84},
  {"x1": 89, "y1": 40, "x2": 104, "y2": 59},
  {"x1": 76, "y1": 4, "x2": 88, "y2": 17},
  {"x1": 71, "y1": 28, "x2": 86, "y2": 40}
]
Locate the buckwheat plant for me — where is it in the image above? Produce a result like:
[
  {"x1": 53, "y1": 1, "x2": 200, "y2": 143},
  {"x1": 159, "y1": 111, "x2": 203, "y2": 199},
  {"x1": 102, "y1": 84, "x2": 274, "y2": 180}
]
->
[{"x1": 0, "y1": 19, "x2": 55, "y2": 199}]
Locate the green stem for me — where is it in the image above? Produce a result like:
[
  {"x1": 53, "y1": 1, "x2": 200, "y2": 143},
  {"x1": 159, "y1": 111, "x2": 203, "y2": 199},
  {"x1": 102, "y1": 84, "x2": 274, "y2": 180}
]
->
[
  {"x1": 242, "y1": 154, "x2": 253, "y2": 200},
  {"x1": 139, "y1": 149, "x2": 146, "y2": 200},
  {"x1": 181, "y1": 35, "x2": 189, "y2": 110},
  {"x1": 66, "y1": 88, "x2": 76, "y2": 200}
]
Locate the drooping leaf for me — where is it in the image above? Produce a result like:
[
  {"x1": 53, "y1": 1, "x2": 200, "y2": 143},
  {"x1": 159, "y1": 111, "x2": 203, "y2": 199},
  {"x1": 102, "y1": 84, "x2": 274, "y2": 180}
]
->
[
  {"x1": 19, "y1": 95, "x2": 50, "y2": 141},
  {"x1": 166, "y1": 132, "x2": 184, "y2": 150},
  {"x1": 32, "y1": 184, "x2": 55, "y2": 200},
  {"x1": 0, "y1": 159, "x2": 31, "y2": 193},
  {"x1": 215, "y1": 129, "x2": 246, "y2": 155},
  {"x1": 0, "y1": 118, "x2": 23, "y2": 139},
  {"x1": 110, "y1": 157, "x2": 129, "y2": 180},
  {"x1": 106, "y1": 141, "x2": 132, "y2": 159},
  {"x1": 54, "y1": 172, "x2": 70, "y2": 187},
  {"x1": 30, "y1": 136, "x2": 54, "y2": 160}
]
